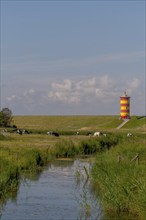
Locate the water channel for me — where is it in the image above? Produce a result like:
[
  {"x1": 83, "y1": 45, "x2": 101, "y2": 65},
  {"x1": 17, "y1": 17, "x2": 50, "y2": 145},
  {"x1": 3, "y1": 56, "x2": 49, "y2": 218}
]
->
[{"x1": 0, "y1": 159, "x2": 102, "y2": 220}]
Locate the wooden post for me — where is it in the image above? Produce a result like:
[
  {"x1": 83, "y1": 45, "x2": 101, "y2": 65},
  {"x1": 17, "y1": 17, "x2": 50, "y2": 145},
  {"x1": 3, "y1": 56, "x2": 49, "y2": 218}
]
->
[
  {"x1": 46, "y1": 146, "x2": 50, "y2": 154},
  {"x1": 131, "y1": 154, "x2": 139, "y2": 165},
  {"x1": 136, "y1": 154, "x2": 139, "y2": 165},
  {"x1": 117, "y1": 153, "x2": 121, "y2": 163},
  {"x1": 16, "y1": 152, "x2": 19, "y2": 161}
]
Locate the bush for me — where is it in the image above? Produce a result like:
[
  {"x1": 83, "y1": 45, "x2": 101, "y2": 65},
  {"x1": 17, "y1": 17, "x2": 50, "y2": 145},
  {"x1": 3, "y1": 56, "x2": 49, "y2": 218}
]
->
[
  {"x1": 79, "y1": 135, "x2": 119, "y2": 155},
  {"x1": 99, "y1": 134, "x2": 119, "y2": 150},
  {"x1": 19, "y1": 149, "x2": 46, "y2": 171},
  {"x1": 54, "y1": 139, "x2": 80, "y2": 158},
  {"x1": 79, "y1": 138, "x2": 101, "y2": 154}
]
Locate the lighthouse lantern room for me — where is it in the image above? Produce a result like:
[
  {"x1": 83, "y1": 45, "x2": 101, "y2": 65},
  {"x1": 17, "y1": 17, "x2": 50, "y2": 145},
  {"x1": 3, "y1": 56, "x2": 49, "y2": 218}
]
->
[{"x1": 120, "y1": 92, "x2": 130, "y2": 119}]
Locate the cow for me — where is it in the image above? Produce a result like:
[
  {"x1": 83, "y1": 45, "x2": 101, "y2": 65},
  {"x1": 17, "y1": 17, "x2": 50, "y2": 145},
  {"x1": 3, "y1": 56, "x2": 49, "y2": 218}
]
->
[
  {"x1": 25, "y1": 129, "x2": 30, "y2": 134},
  {"x1": 103, "y1": 133, "x2": 107, "y2": 137},
  {"x1": 13, "y1": 128, "x2": 30, "y2": 135},
  {"x1": 52, "y1": 132, "x2": 59, "y2": 137},
  {"x1": 127, "y1": 133, "x2": 133, "y2": 137},
  {"x1": 86, "y1": 132, "x2": 92, "y2": 136},
  {"x1": 47, "y1": 131, "x2": 53, "y2": 135},
  {"x1": 93, "y1": 131, "x2": 101, "y2": 137},
  {"x1": 22, "y1": 129, "x2": 30, "y2": 134},
  {"x1": 16, "y1": 129, "x2": 22, "y2": 135},
  {"x1": 47, "y1": 131, "x2": 59, "y2": 137}
]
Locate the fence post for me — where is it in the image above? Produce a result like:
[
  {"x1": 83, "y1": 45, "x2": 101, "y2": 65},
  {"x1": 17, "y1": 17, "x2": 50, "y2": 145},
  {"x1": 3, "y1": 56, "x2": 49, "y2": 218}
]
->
[
  {"x1": 131, "y1": 154, "x2": 139, "y2": 165},
  {"x1": 136, "y1": 154, "x2": 139, "y2": 165},
  {"x1": 117, "y1": 153, "x2": 121, "y2": 163},
  {"x1": 16, "y1": 152, "x2": 19, "y2": 162}
]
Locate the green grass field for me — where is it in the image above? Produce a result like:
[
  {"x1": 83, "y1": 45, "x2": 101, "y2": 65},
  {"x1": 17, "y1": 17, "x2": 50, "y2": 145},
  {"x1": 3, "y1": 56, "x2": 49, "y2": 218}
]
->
[
  {"x1": 12, "y1": 115, "x2": 146, "y2": 132},
  {"x1": 0, "y1": 115, "x2": 146, "y2": 219}
]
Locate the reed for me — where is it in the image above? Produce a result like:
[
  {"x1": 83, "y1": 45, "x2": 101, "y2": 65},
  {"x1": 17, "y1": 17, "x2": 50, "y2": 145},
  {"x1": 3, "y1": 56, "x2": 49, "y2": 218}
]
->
[
  {"x1": 53, "y1": 139, "x2": 80, "y2": 158},
  {"x1": 0, "y1": 158, "x2": 20, "y2": 198},
  {"x1": 0, "y1": 134, "x2": 53, "y2": 198},
  {"x1": 91, "y1": 135, "x2": 146, "y2": 219}
]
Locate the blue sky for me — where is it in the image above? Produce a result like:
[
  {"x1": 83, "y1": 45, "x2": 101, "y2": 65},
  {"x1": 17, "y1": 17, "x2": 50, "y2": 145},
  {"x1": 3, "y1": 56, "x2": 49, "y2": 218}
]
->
[{"x1": 1, "y1": 0, "x2": 145, "y2": 115}]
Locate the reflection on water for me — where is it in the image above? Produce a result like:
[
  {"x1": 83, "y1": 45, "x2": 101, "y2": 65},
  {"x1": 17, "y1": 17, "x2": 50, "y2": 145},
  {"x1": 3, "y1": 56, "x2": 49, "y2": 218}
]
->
[
  {"x1": 0, "y1": 179, "x2": 21, "y2": 220},
  {"x1": 0, "y1": 159, "x2": 102, "y2": 220}
]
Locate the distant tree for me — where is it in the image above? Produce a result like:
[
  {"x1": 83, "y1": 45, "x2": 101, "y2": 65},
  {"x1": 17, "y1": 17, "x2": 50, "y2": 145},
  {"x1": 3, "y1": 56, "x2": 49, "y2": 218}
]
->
[
  {"x1": 0, "y1": 111, "x2": 5, "y2": 126},
  {"x1": 0, "y1": 107, "x2": 13, "y2": 127}
]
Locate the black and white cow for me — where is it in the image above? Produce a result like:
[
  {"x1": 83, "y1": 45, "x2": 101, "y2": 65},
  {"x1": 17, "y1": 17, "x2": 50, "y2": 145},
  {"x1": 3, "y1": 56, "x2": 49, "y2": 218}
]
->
[
  {"x1": 127, "y1": 133, "x2": 133, "y2": 137},
  {"x1": 47, "y1": 131, "x2": 59, "y2": 137}
]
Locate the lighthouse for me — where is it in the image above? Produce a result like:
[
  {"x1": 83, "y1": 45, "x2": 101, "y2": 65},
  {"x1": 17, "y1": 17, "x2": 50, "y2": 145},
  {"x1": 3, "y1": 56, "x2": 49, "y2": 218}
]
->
[{"x1": 120, "y1": 92, "x2": 130, "y2": 119}]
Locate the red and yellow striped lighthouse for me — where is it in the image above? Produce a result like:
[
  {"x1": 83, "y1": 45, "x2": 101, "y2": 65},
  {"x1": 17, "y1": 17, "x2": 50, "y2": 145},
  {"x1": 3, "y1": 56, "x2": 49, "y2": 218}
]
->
[{"x1": 120, "y1": 92, "x2": 130, "y2": 119}]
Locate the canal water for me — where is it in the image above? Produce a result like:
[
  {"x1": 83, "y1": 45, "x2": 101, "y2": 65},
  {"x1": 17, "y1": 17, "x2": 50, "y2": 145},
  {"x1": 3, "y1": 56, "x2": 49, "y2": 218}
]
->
[{"x1": 0, "y1": 159, "x2": 102, "y2": 220}]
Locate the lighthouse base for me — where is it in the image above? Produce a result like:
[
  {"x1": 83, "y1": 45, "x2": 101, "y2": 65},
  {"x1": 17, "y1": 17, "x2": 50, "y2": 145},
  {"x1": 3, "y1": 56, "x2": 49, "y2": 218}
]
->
[{"x1": 120, "y1": 116, "x2": 131, "y2": 120}]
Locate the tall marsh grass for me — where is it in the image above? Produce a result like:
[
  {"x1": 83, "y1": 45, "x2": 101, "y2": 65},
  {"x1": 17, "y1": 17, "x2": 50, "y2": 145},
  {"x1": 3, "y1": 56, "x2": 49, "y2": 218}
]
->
[
  {"x1": 17, "y1": 148, "x2": 48, "y2": 171},
  {"x1": 91, "y1": 135, "x2": 146, "y2": 219},
  {"x1": 0, "y1": 158, "x2": 20, "y2": 198},
  {"x1": 0, "y1": 134, "x2": 52, "y2": 198},
  {"x1": 52, "y1": 134, "x2": 120, "y2": 158}
]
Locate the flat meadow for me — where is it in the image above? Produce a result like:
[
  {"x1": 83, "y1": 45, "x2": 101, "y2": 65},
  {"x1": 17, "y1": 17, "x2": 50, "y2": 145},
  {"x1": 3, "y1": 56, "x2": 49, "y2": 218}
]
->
[{"x1": 0, "y1": 115, "x2": 146, "y2": 219}]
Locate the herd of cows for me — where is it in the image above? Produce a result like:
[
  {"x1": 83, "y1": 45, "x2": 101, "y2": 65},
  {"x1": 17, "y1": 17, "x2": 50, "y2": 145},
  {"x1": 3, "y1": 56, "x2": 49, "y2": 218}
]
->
[
  {"x1": 1, "y1": 128, "x2": 133, "y2": 137},
  {"x1": 46, "y1": 131, "x2": 107, "y2": 137},
  {"x1": 2, "y1": 128, "x2": 105, "y2": 137}
]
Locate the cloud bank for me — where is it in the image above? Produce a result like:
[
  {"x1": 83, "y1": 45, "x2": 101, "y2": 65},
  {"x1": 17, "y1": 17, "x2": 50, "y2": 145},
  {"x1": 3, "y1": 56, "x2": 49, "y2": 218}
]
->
[{"x1": 3, "y1": 74, "x2": 144, "y2": 115}]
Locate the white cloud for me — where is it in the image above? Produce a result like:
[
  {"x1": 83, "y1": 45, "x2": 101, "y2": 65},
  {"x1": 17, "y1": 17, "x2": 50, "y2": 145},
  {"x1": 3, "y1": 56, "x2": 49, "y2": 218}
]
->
[
  {"x1": 95, "y1": 88, "x2": 104, "y2": 98},
  {"x1": 3, "y1": 74, "x2": 144, "y2": 115},
  {"x1": 129, "y1": 78, "x2": 140, "y2": 89},
  {"x1": 126, "y1": 78, "x2": 141, "y2": 95},
  {"x1": 48, "y1": 77, "x2": 98, "y2": 104},
  {"x1": 23, "y1": 89, "x2": 36, "y2": 97},
  {"x1": 76, "y1": 77, "x2": 97, "y2": 95},
  {"x1": 7, "y1": 95, "x2": 17, "y2": 102},
  {"x1": 52, "y1": 79, "x2": 72, "y2": 91},
  {"x1": 48, "y1": 90, "x2": 80, "y2": 104},
  {"x1": 94, "y1": 75, "x2": 117, "y2": 101},
  {"x1": 28, "y1": 89, "x2": 35, "y2": 94},
  {"x1": 47, "y1": 75, "x2": 142, "y2": 105},
  {"x1": 98, "y1": 75, "x2": 114, "y2": 89}
]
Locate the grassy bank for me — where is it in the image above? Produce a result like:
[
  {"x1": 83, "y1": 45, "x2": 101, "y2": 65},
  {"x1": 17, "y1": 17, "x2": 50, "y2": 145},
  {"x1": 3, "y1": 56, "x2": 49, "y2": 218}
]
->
[
  {"x1": 0, "y1": 133, "x2": 53, "y2": 199},
  {"x1": 12, "y1": 115, "x2": 122, "y2": 131},
  {"x1": 91, "y1": 134, "x2": 146, "y2": 219}
]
